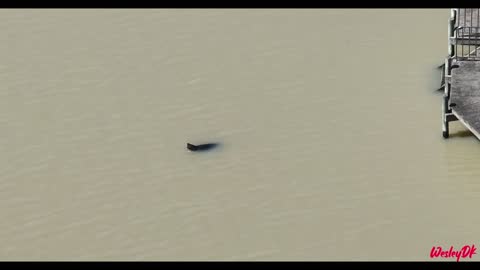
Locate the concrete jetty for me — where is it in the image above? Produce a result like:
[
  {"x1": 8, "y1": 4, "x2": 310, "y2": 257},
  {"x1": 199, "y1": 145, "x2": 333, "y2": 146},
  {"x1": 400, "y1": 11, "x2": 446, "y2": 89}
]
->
[{"x1": 441, "y1": 8, "x2": 480, "y2": 139}]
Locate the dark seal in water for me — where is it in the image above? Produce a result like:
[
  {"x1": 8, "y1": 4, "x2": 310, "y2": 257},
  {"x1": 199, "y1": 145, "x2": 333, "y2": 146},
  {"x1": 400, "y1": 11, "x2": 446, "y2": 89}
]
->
[{"x1": 187, "y1": 143, "x2": 219, "y2": 152}]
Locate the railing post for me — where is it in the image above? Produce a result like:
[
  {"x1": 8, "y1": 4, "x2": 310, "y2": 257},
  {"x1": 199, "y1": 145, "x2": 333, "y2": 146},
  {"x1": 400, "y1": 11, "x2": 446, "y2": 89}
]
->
[{"x1": 449, "y1": 9, "x2": 456, "y2": 57}]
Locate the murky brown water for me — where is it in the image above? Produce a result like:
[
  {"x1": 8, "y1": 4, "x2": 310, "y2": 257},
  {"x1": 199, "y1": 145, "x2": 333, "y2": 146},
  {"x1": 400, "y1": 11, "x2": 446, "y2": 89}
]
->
[{"x1": 1, "y1": 9, "x2": 479, "y2": 261}]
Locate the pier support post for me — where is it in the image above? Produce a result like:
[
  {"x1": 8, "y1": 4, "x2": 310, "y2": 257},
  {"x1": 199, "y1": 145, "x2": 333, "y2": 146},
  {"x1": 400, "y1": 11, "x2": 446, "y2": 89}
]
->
[
  {"x1": 442, "y1": 57, "x2": 452, "y2": 139},
  {"x1": 443, "y1": 95, "x2": 450, "y2": 138}
]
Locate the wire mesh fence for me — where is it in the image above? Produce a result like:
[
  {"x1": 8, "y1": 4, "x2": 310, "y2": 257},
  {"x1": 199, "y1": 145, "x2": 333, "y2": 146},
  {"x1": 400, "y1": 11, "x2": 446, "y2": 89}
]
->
[{"x1": 454, "y1": 9, "x2": 480, "y2": 61}]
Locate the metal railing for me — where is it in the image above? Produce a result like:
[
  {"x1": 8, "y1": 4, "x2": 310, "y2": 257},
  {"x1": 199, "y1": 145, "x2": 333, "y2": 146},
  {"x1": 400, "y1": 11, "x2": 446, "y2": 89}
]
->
[
  {"x1": 453, "y1": 9, "x2": 480, "y2": 61},
  {"x1": 455, "y1": 27, "x2": 480, "y2": 60},
  {"x1": 456, "y1": 8, "x2": 480, "y2": 28}
]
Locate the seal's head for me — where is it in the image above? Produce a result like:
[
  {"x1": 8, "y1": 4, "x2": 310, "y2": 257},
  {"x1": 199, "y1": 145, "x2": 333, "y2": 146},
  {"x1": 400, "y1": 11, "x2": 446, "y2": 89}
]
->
[{"x1": 187, "y1": 143, "x2": 219, "y2": 152}]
